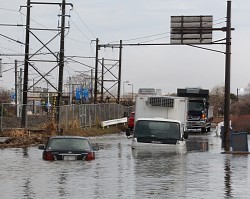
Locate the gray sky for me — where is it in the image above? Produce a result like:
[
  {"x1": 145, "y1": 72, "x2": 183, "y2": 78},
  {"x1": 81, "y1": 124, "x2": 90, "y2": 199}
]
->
[{"x1": 0, "y1": 0, "x2": 249, "y2": 95}]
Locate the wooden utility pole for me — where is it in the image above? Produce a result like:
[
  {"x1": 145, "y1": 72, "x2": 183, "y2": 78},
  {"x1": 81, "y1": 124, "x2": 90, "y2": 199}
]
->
[{"x1": 223, "y1": 0, "x2": 232, "y2": 151}]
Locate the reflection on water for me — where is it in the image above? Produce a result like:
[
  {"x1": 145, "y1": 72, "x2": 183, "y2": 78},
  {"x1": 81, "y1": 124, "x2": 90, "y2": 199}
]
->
[
  {"x1": 224, "y1": 155, "x2": 232, "y2": 198},
  {"x1": 186, "y1": 137, "x2": 209, "y2": 152},
  {"x1": 0, "y1": 132, "x2": 250, "y2": 198},
  {"x1": 132, "y1": 149, "x2": 181, "y2": 159},
  {"x1": 132, "y1": 149, "x2": 187, "y2": 198}
]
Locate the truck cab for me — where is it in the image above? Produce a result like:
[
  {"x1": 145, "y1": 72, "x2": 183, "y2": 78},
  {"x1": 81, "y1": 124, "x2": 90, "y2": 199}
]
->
[
  {"x1": 127, "y1": 118, "x2": 188, "y2": 151},
  {"x1": 177, "y1": 88, "x2": 213, "y2": 132},
  {"x1": 187, "y1": 98, "x2": 210, "y2": 132}
]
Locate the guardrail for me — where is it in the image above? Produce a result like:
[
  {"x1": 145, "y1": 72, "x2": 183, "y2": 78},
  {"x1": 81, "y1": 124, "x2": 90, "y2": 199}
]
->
[{"x1": 101, "y1": 117, "x2": 128, "y2": 128}]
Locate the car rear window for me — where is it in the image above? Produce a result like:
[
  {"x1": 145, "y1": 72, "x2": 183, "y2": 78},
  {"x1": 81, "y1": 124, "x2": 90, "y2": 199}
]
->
[{"x1": 48, "y1": 138, "x2": 91, "y2": 151}]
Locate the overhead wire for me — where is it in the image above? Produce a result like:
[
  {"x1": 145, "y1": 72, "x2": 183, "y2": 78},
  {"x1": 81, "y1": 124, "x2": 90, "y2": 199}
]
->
[
  {"x1": 105, "y1": 16, "x2": 226, "y2": 45},
  {"x1": 108, "y1": 32, "x2": 170, "y2": 44},
  {"x1": 72, "y1": 7, "x2": 96, "y2": 39},
  {"x1": 1, "y1": 5, "x2": 228, "y2": 83},
  {"x1": 69, "y1": 18, "x2": 91, "y2": 41}
]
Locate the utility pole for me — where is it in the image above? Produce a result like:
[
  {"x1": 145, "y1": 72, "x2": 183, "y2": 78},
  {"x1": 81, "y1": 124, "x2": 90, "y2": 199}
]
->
[
  {"x1": 94, "y1": 38, "x2": 99, "y2": 104},
  {"x1": 101, "y1": 58, "x2": 104, "y2": 102},
  {"x1": 21, "y1": 0, "x2": 31, "y2": 128},
  {"x1": 69, "y1": 77, "x2": 72, "y2": 105},
  {"x1": 223, "y1": 0, "x2": 232, "y2": 152},
  {"x1": 0, "y1": 58, "x2": 2, "y2": 77},
  {"x1": 56, "y1": 0, "x2": 66, "y2": 133},
  {"x1": 236, "y1": 88, "x2": 239, "y2": 102},
  {"x1": 117, "y1": 40, "x2": 122, "y2": 103},
  {"x1": 19, "y1": 68, "x2": 23, "y2": 109},
  {"x1": 91, "y1": 69, "x2": 93, "y2": 102},
  {"x1": 15, "y1": 60, "x2": 18, "y2": 116}
]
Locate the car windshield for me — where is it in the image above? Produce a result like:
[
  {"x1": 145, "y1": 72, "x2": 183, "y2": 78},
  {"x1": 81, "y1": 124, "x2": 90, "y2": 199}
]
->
[
  {"x1": 135, "y1": 120, "x2": 180, "y2": 140},
  {"x1": 189, "y1": 101, "x2": 204, "y2": 111},
  {"x1": 48, "y1": 138, "x2": 91, "y2": 151}
]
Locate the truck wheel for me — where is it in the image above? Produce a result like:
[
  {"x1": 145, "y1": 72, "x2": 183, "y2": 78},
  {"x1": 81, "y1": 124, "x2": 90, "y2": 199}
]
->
[
  {"x1": 201, "y1": 128, "x2": 206, "y2": 133},
  {"x1": 207, "y1": 127, "x2": 211, "y2": 132}
]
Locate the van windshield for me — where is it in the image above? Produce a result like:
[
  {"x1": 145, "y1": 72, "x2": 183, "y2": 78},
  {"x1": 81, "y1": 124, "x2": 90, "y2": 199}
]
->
[{"x1": 134, "y1": 120, "x2": 180, "y2": 140}]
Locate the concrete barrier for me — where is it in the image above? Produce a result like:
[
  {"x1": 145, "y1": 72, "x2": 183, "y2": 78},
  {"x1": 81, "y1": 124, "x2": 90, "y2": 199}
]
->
[{"x1": 101, "y1": 117, "x2": 127, "y2": 128}]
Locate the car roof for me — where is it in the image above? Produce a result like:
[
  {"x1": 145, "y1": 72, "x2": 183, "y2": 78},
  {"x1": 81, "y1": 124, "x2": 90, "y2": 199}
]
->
[
  {"x1": 136, "y1": 118, "x2": 182, "y2": 124},
  {"x1": 49, "y1": 136, "x2": 88, "y2": 139}
]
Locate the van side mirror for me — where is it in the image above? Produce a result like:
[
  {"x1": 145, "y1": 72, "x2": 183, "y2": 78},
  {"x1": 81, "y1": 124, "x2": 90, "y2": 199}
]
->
[
  {"x1": 125, "y1": 128, "x2": 131, "y2": 137},
  {"x1": 183, "y1": 131, "x2": 188, "y2": 140}
]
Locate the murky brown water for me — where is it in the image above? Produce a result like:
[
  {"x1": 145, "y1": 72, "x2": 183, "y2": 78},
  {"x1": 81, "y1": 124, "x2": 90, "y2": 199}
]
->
[{"x1": 0, "y1": 130, "x2": 250, "y2": 199}]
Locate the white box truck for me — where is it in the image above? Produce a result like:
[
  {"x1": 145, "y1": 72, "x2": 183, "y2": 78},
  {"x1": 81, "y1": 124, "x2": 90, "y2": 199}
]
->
[{"x1": 126, "y1": 95, "x2": 189, "y2": 152}]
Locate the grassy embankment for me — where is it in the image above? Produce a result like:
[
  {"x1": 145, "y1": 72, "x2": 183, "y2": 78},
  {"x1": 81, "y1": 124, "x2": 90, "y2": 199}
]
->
[{"x1": 0, "y1": 122, "x2": 127, "y2": 148}]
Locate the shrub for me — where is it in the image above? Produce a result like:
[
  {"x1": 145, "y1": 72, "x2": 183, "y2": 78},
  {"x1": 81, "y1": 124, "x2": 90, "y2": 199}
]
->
[{"x1": 231, "y1": 115, "x2": 250, "y2": 133}]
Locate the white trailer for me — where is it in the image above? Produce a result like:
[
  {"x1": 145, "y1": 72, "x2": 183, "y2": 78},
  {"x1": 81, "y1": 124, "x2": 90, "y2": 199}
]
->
[
  {"x1": 134, "y1": 95, "x2": 188, "y2": 129},
  {"x1": 126, "y1": 95, "x2": 189, "y2": 152}
]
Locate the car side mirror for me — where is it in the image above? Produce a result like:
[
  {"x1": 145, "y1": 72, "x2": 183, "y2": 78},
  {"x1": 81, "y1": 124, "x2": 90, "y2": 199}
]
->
[
  {"x1": 92, "y1": 146, "x2": 99, "y2": 151},
  {"x1": 38, "y1": 144, "x2": 45, "y2": 150},
  {"x1": 183, "y1": 131, "x2": 188, "y2": 140},
  {"x1": 126, "y1": 128, "x2": 131, "y2": 137}
]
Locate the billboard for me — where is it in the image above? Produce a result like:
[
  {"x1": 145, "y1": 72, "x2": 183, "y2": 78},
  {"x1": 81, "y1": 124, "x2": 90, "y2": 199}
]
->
[{"x1": 171, "y1": 15, "x2": 213, "y2": 44}]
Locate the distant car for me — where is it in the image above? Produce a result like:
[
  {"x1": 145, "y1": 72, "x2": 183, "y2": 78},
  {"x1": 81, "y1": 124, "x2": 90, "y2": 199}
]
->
[
  {"x1": 128, "y1": 112, "x2": 135, "y2": 130},
  {"x1": 38, "y1": 136, "x2": 98, "y2": 161}
]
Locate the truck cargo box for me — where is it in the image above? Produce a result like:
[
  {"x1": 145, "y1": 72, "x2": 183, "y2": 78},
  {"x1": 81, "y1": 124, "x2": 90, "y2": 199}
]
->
[
  {"x1": 177, "y1": 88, "x2": 209, "y2": 100},
  {"x1": 134, "y1": 95, "x2": 188, "y2": 130}
]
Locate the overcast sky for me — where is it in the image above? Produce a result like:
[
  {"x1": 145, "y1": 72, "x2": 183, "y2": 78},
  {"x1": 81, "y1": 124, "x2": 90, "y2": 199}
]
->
[{"x1": 0, "y1": 0, "x2": 250, "y2": 95}]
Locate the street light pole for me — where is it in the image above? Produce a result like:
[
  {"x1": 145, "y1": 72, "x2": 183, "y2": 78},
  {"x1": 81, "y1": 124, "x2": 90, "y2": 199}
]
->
[
  {"x1": 236, "y1": 88, "x2": 239, "y2": 102},
  {"x1": 123, "y1": 81, "x2": 129, "y2": 100},
  {"x1": 128, "y1": 83, "x2": 133, "y2": 102}
]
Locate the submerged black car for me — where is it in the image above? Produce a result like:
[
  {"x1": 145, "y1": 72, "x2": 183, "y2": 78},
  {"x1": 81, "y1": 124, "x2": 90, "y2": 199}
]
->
[{"x1": 38, "y1": 136, "x2": 98, "y2": 161}]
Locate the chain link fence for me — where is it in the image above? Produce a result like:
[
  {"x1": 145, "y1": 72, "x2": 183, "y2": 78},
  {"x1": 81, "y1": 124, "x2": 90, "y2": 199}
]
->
[
  {"x1": 60, "y1": 103, "x2": 133, "y2": 129},
  {"x1": 0, "y1": 103, "x2": 134, "y2": 131}
]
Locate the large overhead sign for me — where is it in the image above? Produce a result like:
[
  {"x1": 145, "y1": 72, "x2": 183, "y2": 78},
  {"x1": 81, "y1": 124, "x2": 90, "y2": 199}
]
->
[{"x1": 170, "y1": 15, "x2": 213, "y2": 44}]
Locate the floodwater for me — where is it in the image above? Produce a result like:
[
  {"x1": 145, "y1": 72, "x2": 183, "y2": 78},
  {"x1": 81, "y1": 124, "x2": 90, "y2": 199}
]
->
[{"x1": 0, "y1": 130, "x2": 250, "y2": 199}]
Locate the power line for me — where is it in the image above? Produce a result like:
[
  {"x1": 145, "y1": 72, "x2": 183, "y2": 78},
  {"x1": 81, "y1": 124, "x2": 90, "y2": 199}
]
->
[
  {"x1": 0, "y1": 7, "x2": 20, "y2": 13},
  {"x1": 138, "y1": 35, "x2": 170, "y2": 44},
  {"x1": 0, "y1": 33, "x2": 25, "y2": 45},
  {"x1": 107, "y1": 32, "x2": 170, "y2": 44},
  {"x1": 72, "y1": 7, "x2": 96, "y2": 39},
  {"x1": 66, "y1": 57, "x2": 95, "y2": 69},
  {"x1": 69, "y1": 17, "x2": 90, "y2": 41},
  {"x1": 0, "y1": 52, "x2": 59, "y2": 56}
]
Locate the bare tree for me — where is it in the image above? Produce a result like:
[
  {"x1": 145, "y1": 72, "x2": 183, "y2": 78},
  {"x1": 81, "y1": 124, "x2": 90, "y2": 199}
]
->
[
  {"x1": 0, "y1": 88, "x2": 11, "y2": 116},
  {"x1": 210, "y1": 84, "x2": 225, "y2": 117},
  {"x1": 0, "y1": 88, "x2": 11, "y2": 104}
]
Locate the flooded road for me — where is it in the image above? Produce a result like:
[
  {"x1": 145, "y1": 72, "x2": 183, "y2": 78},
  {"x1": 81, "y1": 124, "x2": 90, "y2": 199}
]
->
[{"x1": 0, "y1": 130, "x2": 250, "y2": 199}]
